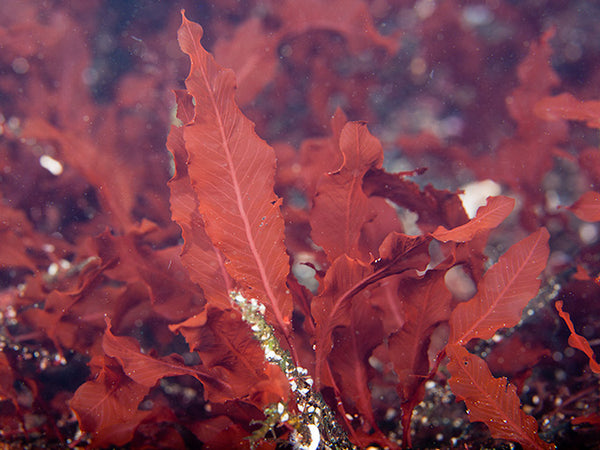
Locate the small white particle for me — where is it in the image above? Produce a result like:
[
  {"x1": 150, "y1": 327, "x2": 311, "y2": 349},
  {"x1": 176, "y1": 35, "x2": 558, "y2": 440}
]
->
[
  {"x1": 265, "y1": 348, "x2": 281, "y2": 362},
  {"x1": 39, "y1": 155, "x2": 63, "y2": 175},
  {"x1": 305, "y1": 424, "x2": 320, "y2": 450},
  {"x1": 47, "y1": 262, "x2": 59, "y2": 276},
  {"x1": 298, "y1": 387, "x2": 309, "y2": 396}
]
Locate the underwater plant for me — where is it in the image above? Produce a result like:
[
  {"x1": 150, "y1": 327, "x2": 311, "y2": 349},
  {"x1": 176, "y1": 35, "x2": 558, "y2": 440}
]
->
[{"x1": 0, "y1": 1, "x2": 598, "y2": 449}]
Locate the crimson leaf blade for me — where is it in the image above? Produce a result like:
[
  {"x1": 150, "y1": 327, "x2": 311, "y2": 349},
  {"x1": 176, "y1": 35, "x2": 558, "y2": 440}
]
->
[
  {"x1": 449, "y1": 228, "x2": 550, "y2": 345},
  {"x1": 447, "y1": 345, "x2": 554, "y2": 450},
  {"x1": 176, "y1": 12, "x2": 292, "y2": 330}
]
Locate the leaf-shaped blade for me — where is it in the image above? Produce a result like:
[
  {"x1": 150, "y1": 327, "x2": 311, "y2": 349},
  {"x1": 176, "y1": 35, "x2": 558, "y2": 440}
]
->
[
  {"x1": 447, "y1": 345, "x2": 554, "y2": 450},
  {"x1": 433, "y1": 196, "x2": 515, "y2": 243},
  {"x1": 102, "y1": 318, "x2": 235, "y2": 403},
  {"x1": 387, "y1": 271, "x2": 452, "y2": 446},
  {"x1": 69, "y1": 357, "x2": 152, "y2": 448},
  {"x1": 535, "y1": 92, "x2": 600, "y2": 129},
  {"x1": 311, "y1": 255, "x2": 372, "y2": 385},
  {"x1": 567, "y1": 191, "x2": 600, "y2": 222},
  {"x1": 169, "y1": 308, "x2": 272, "y2": 386},
  {"x1": 389, "y1": 271, "x2": 451, "y2": 400},
  {"x1": 362, "y1": 168, "x2": 470, "y2": 233},
  {"x1": 329, "y1": 300, "x2": 385, "y2": 434},
  {"x1": 555, "y1": 301, "x2": 600, "y2": 374},
  {"x1": 176, "y1": 13, "x2": 291, "y2": 330},
  {"x1": 449, "y1": 228, "x2": 550, "y2": 345},
  {"x1": 310, "y1": 121, "x2": 383, "y2": 262},
  {"x1": 167, "y1": 91, "x2": 233, "y2": 310}
]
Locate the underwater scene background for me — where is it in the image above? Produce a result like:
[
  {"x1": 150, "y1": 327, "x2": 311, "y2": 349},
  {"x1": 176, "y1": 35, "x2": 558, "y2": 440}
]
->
[{"x1": 0, "y1": 1, "x2": 599, "y2": 448}]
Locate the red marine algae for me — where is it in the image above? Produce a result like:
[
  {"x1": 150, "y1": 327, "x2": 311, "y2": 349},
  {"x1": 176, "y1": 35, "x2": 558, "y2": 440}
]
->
[{"x1": 0, "y1": 1, "x2": 599, "y2": 449}]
